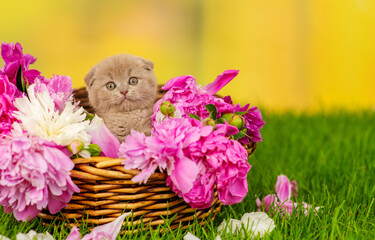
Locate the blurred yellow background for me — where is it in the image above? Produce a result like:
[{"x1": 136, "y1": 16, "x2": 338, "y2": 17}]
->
[{"x1": 1, "y1": 0, "x2": 374, "y2": 112}]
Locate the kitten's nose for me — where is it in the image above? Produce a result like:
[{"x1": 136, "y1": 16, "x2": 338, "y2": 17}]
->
[{"x1": 121, "y1": 90, "x2": 128, "y2": 97}]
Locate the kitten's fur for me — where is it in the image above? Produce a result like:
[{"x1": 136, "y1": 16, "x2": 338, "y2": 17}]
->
[{"x1": 84, "y1": 54, "x2": 157, "y2": 142}]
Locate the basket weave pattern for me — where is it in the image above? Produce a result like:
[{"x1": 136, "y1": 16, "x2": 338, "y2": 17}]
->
[{"x1": 37, "y1": 87, "x2": 257, "y2": 230}]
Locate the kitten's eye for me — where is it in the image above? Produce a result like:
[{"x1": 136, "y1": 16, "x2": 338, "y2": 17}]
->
[
  {"x1": 129, "y1": 77, "x2": 138, "y2": 85},
  {"x1": 106, "y1": 82, "x2": 116, "y2": 90}
]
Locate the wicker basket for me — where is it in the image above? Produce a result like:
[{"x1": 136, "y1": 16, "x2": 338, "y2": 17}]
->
[{"x1": 37, "y1": 87, "x2": 257, "y2": 231}]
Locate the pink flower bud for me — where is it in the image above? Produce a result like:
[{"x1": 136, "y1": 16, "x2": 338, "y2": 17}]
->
[
  {"x1": 87, "y1": 143, "x2": 102, "y2": 156},
  {"x1": 221, "y1": 113, "x2": 245, "y2": 130},
  {"x1": 67, "y1": 140, "x2": 84, "y2": 154},
  {"x1": 203, "y1": 118, "x2": 216, "y2": 128},
  {"x1": 160, "y1": 101, "x2": 175, "y2": 117}
]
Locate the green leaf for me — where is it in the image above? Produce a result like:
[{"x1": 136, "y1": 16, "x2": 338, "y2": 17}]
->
[
  {"x1": 15, "y1": 65, "x2": 29, "y2": 97},
  {"x1": 205, "y1": 104, "x2": 218, "y2": 120},
  {"x1": 233, "y1": 131, "x2": 246, "y2": 140},
  {"x1": 188, "y1": 113, "x2": 201, "y2": 121},
  {"x1": 16, "y1": 65, "x2": 25, "y2": 92},
  {"x1": 70, "y1": 154, "x2": 80, "y2": 159},
  {"x1": 25, "y1": 79, "x2": 30, "y2": 89},
  {"x1": 85, "y1": 112, "x2": 95, "y2": 121},
  {"x1": 232, "y1": 129, "x2": 251, "y2": 140},
  {"x1": 235, "y1": 111, "x2": 248, "y2": 116}
]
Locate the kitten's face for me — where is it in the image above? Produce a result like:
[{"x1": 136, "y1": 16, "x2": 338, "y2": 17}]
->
[{"x1": 85, "y1": 54, "x2": 157, "y2": 113}]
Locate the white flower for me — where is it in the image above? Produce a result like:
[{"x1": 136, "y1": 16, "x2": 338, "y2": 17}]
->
[
  {"x1": 13, "y1": 85, "x2": 92, "y2": 154},
  {"x1": 16, "y1": 231, "x2": 55, "y2": 240},
  {"x1": 218, "y1": 212, "x2": 275, "y2": 239}
]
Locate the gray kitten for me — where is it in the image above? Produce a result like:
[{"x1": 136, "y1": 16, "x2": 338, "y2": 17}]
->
[{"x1": 84, "y1": 54, "x2": 157, "y2": 142}]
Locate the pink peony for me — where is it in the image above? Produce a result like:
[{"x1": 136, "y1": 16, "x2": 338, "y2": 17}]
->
[
  {"x1": 170, "y1": 172, "x2": 216, "y2": 209},
  {"x1": 119, "y1": 118, "x2": 212, "y2": 194},
  {"x1": 215, "y1": 142, "x2": 251, "y2": 205},
  {"x1": 189, "y1": 126, "x2": 250, "y2": 206},
  {"x1": 165, "y1": 119, "x2": 251, "y2": 208},
  {"x1": 34, "y1": 75, "x2": 73, "y2": 112},
  {"x1": 0, "y1": 42, "x2": 43, "y2": 86},
  {"x1": 0, "y1": 124, "x2": 80, "y2": 221},
  {"x1": 0, "y1": 75, "x2": 21, "y2": 136}
]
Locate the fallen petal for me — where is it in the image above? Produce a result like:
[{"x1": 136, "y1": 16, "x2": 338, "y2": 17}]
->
[
  {"x1": 84, "y1": 212, "x2": 131, "y2": 240},
  {"x1": 240, "y1": 212, "x2": 275, "y2": 239},
  {"x1": 65, "y1": 227, "x2": 81, "y2": 240},
  {"x1": 16, "y1": 230, "x2": 55, "y2": 240},
  {"x1": 217, "y1": 218, "x2": 242, "y2": 235},
  {"x1": 0, "y1": 234, "x2": 10, "y2": 240},
  {"x1": 183, "y1": 232, "x2": 201, "y2": 240},
  {"x1": 275, "y1": 175, "x2": 298, "y2": 202}
]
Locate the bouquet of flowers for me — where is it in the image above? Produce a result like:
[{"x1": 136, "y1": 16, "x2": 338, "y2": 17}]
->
[
  {"x1": 119, "y1": 70, "x2": 265, "y2": 209},
  {"x1": 0, "y1": 41, "x2": 265, "y2": 223},
  {"x1": 0, "y1": 42, "x2": 119, "y2": 221}
]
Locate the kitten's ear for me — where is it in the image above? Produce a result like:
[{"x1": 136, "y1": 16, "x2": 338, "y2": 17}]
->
[
  {"x1": 142, "y1": 59, "x2": 154, "y2": 71},
  {"x1": 84, "y1": 66, "x2": 97, "y2": 88}
]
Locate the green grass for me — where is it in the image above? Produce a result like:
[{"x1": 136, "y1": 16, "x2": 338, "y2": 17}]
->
[{"x1": 1, "y1": 111, "x2": 374, "y2": 239}]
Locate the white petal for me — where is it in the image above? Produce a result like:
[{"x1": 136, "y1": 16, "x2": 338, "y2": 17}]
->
[
  {"x1": 0, "y1": 234, "x2": 11, "y2": 240},
  {"x1": 16, "y1": 231, "x2": 55, "y2": 240},
  {"x1": 240, "y1": 212, "x2": 275, "y2": 239},
  {"x1": 241, "y1": 212, "x2": 269, "y2": 222},
  {"x1": 155, "y1": 111, "x2": 165, "y2": 123},
  {"x1": 217, "y1": 218, "x2": 242, "y2": 235},
  {"x1": 183, "y1": 232, "x2": 201, "y2": 240},
  {"x1": 214, "y1": 235, "x2": 222, "y2": 240},
  {"x1": 16, "y1": 231, "x2": 36, "y2": 240},
  {"x1": 88, "y1": 115, "x2": 103, "y2": 131}
]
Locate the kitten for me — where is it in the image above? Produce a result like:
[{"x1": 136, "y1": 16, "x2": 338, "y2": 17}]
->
[{"x1": 84, "y1": 54, "x2": 157, "y2": 142}]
